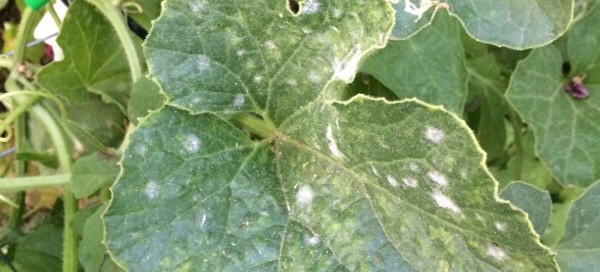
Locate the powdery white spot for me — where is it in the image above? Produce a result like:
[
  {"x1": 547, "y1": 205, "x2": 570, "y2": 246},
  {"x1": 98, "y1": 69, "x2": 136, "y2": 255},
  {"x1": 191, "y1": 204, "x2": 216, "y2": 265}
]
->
[
  {"x1": 409, "y1": 163, "x2": 419, "y2": 172},
  {"x1": 145, "y1": 181, "x2": 160, "y2": 199},
  {"x1": 308, "y1": 72, "x2": 321, "y2": 83},
  {"x1": 296, "y1": 185, "x2": 314, "y2": 206},
  {"x1": 332, "y1": 46, "x2": 362, "y2": 83},
  {"x1": 233, "y1": 94, "x2": 245, "y2": 107},
  {"x1": 460, "y1": 169, "x2": 468, "y2": 179},
  {"x1": 200, "y1": 213, "x2": 207, "y2": 227},
  {"x1": 134, "y1": 144, "x2": 147, "y2": 156},
  {"x1": 185, "y1": 134, "x2": 201, "y2": 153},
  {"x1": 371, "y1": 165, "x2": 380, "y2": 177},
  {"x1": 431, "y1": 190, "x2": 462, "y2": 215},
  {"x1": 236, "y1": 50, "x2": 244, "y2": 57},
  {"x1": 332, "y1": 8, "x2": 342, "y2": 18},
  {"x1": 190, "y1": 1, "x2": 206, "y2": 12},
  {"x1": 494, "y1": 222, "x2": 507, "y2": 232},
  {"x1": 386, "y1": 175, "x2": 399, "y2": 188},
  {"x1": 402, "y1": 177, "x2": 418, "y2": 188},
  {"x1": 301, "y1": 0, "x2": 320, "y2": 15},
  {"x1": 425, "y1": 126, "x2": 445, "y2": 144},
  {"x1": 305, "y1": 235, "x2": 320, "y2": 246},
  {"x1": 253, "y1": 75, "x2": 263, "y2": 84},
  {"x1": 265, "y1": 40, "x2": 276, "y2": 50},
  {"x1": 486, "y1": 244, "x2": 508, "y2": 261},
  {"x1": 427, "y1": 171, "x2": 448, "y2": 187},
  {"x1": 286, "y1": 79, "x2": 297, "y2": 87},
  {"x1": 402, "y1": 0, "x2": 435, "y2": 21},
  {"x1": 197, "y1": 55, "x2": 212, "y2": 71},
  {"x1": 326, "y1": 125, "x2": 346, "y2": 160}
]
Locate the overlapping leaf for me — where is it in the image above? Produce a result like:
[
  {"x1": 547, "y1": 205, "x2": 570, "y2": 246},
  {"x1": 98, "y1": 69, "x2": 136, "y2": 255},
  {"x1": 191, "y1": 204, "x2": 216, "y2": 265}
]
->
[
  {"x1": 555, "y1": 180, "x2": 600, "y2": 271},
  {"x1": 105, "y1": 0, "x2": 557, "y2": 270},
  {"x1": 500, "y1": 181, "x2": 552, "y2": 235},
  {"x1": 361, "y1": 11, "x2": 468, "y2": 114},
  {"x1": 391, "y1": 0, "x2": 573, "y2": 49},
  {"x1": 36, "y1": 0, "x2": 130, "y2": 148},
  {"x1": 506, "y1": 3, "x2": 600, "y2": 187}
]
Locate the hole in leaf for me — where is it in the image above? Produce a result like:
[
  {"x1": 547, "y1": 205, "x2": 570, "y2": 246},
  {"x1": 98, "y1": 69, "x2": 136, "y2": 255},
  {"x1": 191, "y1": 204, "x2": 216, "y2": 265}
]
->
[
  {"x1": 288, "y1": 0, "x2": 300, "y2": 14},
  {"x1": 562, "y1": 61, "x2": 571, "y2": 76}
]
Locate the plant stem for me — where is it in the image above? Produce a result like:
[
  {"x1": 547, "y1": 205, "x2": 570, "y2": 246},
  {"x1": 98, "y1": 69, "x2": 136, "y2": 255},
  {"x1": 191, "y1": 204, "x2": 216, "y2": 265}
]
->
[
  {"x1": 85, "y1": 0, "x2": 142, "y2": 82},
  {"x1": 508, "y1": 109, "x2": 524, "y2": 181},
  {"x1": 12, "y1": 8, "x2": 39, "y2": 68},
  {"x1": 7, "y1": 115, "x2": 27, "y2": 231},
  {"x1": 0, "y1": 174, "x2": 72, "y2": 192},
  {"x1": 46, "y1": 2, "x2": 62, "y2": 29},
  {"x1": 231, "y1": 113, "x2": 278, "y2": 138}
]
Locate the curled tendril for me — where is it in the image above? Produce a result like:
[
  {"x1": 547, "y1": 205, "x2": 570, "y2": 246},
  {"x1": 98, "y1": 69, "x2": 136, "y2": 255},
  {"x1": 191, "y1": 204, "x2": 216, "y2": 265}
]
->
[
  {"x1": 121, "y1": 2, "x2": 143, "y2": 14},
  {"x1": 0, "y1": 91, "x2": 68, "y2": 142}
]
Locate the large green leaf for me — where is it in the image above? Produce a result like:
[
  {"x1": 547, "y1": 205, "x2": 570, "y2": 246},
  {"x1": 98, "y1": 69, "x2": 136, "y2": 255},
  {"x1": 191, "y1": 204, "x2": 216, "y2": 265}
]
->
[
  {"x1": 555, "y1": 180, "x2": 600, "y2": 271},
  {"x1": 36, "y1": 0, "x2": 136, "y2": 109},
  {"x1": 105, "y1": 0, "x2": 556, "y2": 270},
  {"x1": 390, "y1": 0, "x2": 573, "y2": 49},
  {"x1": 36, "y1": 0, "x2": 130, "y2": 148},
  {"x1": 505, "y1": 3, "x2": 600, "y2": 187},
  {"x1": 14, "y1": 224, "x2": 63, "y2": 272},
  {"x1": 143, "y1": 0, "x2": 391, "y2": 123},
  {"x1": 361, "y1": 11, "x2": 468, "y2": 114}
]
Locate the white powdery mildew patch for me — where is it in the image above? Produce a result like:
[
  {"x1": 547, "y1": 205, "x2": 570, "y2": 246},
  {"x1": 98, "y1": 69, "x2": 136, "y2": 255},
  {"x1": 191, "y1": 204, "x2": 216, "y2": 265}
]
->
[
  {"x1": 430, "y1": 190, "x2": 462, "y2": 215},
  {"x1": 427, "y1": 171, "x2": 448, "y2": 187},
  {"x1": 425, "y1": 126, "x2": 445, "y2": 144},
  {"x1": 386, "y1": 175, "x2": 400, "y2": 188},
  {"x1": 134, "y1": 144, "x2": 148, "y2": 156},
  {"x1": 326, "y1": 125, "x2": 346, "y2": 160},
  {"x1": 494, "y1": 222, "x2": 507, "y2": 232},
  {"x1": 371, "y1": 165, "x2": 380, "y2": 177},
  {"x1": 402, "y1": 177, "x2": 418, "y2": 188},
  {"x1": 302, "y1": 0, "x2": 320, "y2": 15},
  {"x1": 185, "y1": 134, "x2": 201, "y2": 153},
  {"x1": 296, "y1": 185, "x2": 314, "y2": 206},
  {"x1": 264, "y1": 40, "x2": 276, "y2": 50},
  {"x1": 486, "y1": 244, "x2": 508, "y2": 261},
  {"x1": 253, "y1": 75, "x2": 263, "y2": 84},
  {"x1": 145, "y1": 181, "x2": 160, "y2": 199},
  {"x1": 190, "y1": 0, "x2": 206, "y2": 12},
  {"x1": 305, "y1": 235, "x2": 321, "y2": 246},
  {"x1": 286, "y1": 79, "x2": 298, "y2": 87},
  {"x1": 233, "y1": 94, "x2": 245, "y2": 108},
  {"x1": 197, "y1": 55, "x2": 212, "y2": 72},
  {"x1": 332, "y1": 46, "x2": 362, "y2": 83}
]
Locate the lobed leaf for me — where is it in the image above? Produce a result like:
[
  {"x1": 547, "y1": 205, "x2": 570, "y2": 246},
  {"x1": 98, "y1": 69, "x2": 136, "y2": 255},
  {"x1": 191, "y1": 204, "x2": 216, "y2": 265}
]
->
[
  {"x1": 555, "y1": 180, "x2": 600, "y2": 271},
  {"x1": 506, "y1": 3, "x2": 600, "y2": 187}
]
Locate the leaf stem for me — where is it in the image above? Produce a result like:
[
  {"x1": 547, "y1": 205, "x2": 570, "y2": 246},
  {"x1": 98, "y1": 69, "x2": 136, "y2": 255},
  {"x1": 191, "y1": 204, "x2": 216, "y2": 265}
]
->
[
  {"x1": 0, "y1": 174, "x2": 72, "y2": 192},
  {"x1": 12, "y1": 8, "x2": 40, "y2": 68},
  {"x1": 85, "y1": 0, "x2": 142, "y2": 82},
  {"x1": 508, "y1": 109, "x2": 524, "y2": 181},
  {"x1": 46, "y1": 2, "x2": 62, "y2": 29},
  {"x1": 231, "y1": 113, "x2": 278, "y2": 138}
]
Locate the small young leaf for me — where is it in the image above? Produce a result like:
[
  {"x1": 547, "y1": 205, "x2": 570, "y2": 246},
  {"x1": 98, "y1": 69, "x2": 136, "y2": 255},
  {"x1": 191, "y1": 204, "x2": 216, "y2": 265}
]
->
[
  {"x1": 500, "y1": 181, "x2": 552, "y2": 235},
  {"x1": 80, "y1": 206, "x2": 124, "y2": 272},
  {"x1": 555, "y1": 180, "x2": 600, "y2": 271},
  {"x1": 70, "y1": 152, "x2": 120, "y2": 199},
  {"x1": 127, "y1": 76, "x2": 166, "y2": 125}
]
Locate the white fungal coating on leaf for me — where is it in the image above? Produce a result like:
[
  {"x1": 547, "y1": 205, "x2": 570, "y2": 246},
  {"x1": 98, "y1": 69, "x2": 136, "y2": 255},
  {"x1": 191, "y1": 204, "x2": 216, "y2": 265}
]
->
[
  {"x1": 145, "y1": 181, "x2": 160, "y2": 199},
  {"x1": 427, "y1": 171, "x2": 448, "y2": 187},
  {"x1": 305, "y1": 235, "x2": 321, "y2": 246},
  {"x1": 371, "y1": 165, "x2": 380, "y2": 177},
  {"x1": 302, "y1": 0, "x2": 320, "y2": 15},
  {"x1": 264, "y1": 40, "x2": 276, "y2": 50},
  {"x1": 332, "y1": 46, "x2": 362, "y2": 83},
  {"x1": 425, "y1": 126, "x2": 445, "y2": 144},
  {"x1": 403, "y1": 177, "x2": 418, "y2": 188},
  {"x1": 296, "y1": 185, "x2": 314, "y2": 206},
  {"x1": 185, "y1": 134, "x2": 201, "y2": 153},
  {"x1": 253, "y1": 75, "x2": 263, "y2": 84},
  {"x1": 386, "y1": 174, "x2": 400, "y2": 188},
  {"x1": 409, "y1": 163, "x2": 419, "y2": 172},
  {"x1": 189, "y1": 0, "x2": 206, "y2": 13},
  {"x1": 487, "y1": 244, "x2": 508, "y2": 261},
  {"x1": 326, "y1": 125, "x2": 346, "y2": 159},
  {"x1": 197, "y1": 55, "x2": 211, "y2": 71},
  {"x1": 431, "y1": 190, "x2": 462, "y2": 214},
  {"x1": 233, "y1": 94, "x2": 245, "y2": 107},
  {"x1": 495, "y1": 222, "x2": 507, "y2": 232}
]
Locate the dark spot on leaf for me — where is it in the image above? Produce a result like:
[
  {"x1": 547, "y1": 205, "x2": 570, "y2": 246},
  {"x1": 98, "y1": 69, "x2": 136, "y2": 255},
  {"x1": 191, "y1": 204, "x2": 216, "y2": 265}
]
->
[
  {"x1": 562, "y1": 61, "x2": 571, "y2": 76},
  {"x1": 288, "y1": 0, "x2": 300, "y2": 14}
]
